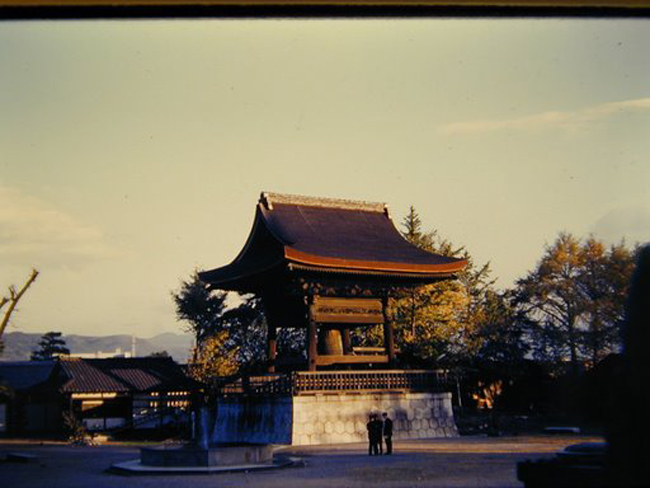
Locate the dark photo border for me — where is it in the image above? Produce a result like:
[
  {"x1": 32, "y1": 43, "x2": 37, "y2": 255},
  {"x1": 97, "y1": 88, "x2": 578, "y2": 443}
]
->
[{"x1": 1, "y1": 0, "x2": 650, "y2": 19}]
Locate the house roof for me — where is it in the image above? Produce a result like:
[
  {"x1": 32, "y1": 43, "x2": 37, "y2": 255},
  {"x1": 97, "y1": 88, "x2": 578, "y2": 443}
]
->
[
  {"x1": 199, "y1": 192, "x2": 467, "y2": 291},
  {"x1": 58, "y1": 357, "x2": 199, "y2": 393},
  {"x1": 0, "y1": 361, "x2": 56, "y2": 391}
]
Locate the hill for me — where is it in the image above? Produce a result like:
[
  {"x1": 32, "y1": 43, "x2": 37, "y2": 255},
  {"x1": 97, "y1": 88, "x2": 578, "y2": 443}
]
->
[{"x1": 0, "y1": 331, "x2": 193, "y2": 363}]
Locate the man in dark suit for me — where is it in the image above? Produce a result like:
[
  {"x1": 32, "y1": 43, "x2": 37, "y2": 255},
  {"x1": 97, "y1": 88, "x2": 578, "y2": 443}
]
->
[
  {"x1": 382, "y1": 412, "x2": 393, "y2": 455},
  {"x1": 374, "y1": 415, "x2": 383, "y2": 455},
  {"x1": 367, "y1": 414, "x2": 382, "y2": 455}
]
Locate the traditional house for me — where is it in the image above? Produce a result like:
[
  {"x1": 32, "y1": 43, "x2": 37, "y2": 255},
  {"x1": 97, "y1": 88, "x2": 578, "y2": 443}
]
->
[
  {"x1": 0, "y1": 357, "x2": 199, "y2": 437},
  {"x1": 0, "y1": 361, "x2": 59, "y2": 436}
]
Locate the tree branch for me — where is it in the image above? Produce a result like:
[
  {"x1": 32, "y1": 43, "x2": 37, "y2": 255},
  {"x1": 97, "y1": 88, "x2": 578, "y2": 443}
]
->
[{"x1": 0, "y1": 269, "x2": 39, "y2": 337}]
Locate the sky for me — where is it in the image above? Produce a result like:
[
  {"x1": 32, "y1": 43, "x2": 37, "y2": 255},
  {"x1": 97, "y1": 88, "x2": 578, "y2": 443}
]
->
[{"x1": 1, "y1": 18, "x2": 649, "y2": 339}]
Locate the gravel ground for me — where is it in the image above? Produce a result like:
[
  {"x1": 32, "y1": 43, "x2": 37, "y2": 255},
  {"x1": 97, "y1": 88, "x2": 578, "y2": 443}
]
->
[{"x1": 0, "y1": 435, "x2": 602, "y2": 488}]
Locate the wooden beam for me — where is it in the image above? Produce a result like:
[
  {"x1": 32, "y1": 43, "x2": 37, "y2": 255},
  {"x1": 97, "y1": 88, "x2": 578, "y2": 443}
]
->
[
  {"x1": 310, "y1": 297, "x2": 384, "y2": 324},
  {"x1": 352, "y1": 346, "x2": 385, "y2": 354},
  {"x1": 315, "y1": 354, "x2": 388, "y2": 366}
]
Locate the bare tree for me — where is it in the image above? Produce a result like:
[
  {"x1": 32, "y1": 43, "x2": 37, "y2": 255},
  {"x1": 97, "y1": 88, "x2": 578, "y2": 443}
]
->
[{"x1": 0, "y1": 268, "x2": 39, "y2": 338}]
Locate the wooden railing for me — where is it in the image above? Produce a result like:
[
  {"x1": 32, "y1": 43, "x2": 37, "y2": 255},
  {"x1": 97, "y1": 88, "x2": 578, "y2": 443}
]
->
[
  {"x1": 218, "y1": 374, "x2": 292, "y2": 396},
  {"x1": 293, "y1": 369, "x2": 447, "y2": 394},
  {"x1": 217, "y1": 370, "x2": 449, "y2": 397}
]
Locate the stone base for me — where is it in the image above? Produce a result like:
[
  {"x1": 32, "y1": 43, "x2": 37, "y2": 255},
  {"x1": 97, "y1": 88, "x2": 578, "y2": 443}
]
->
[
  {"x1": 111, "y1": 455, "x2": 301, "y2": 475},
  {"x1": 140, "y1": 444, "x2": 273, "y2": 467},
  {"x1": 216, "y1": 391, "x2": 457, "y2": 446}
]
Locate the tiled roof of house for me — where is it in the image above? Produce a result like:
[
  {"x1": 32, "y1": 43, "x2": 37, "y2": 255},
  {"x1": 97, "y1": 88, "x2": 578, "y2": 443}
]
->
[
  {"x1": 0, "y1": 361, "x2": 56, "y2": 391},
  {"x1": 58, "y1": 357, "x2": 199, "y2": 393}
]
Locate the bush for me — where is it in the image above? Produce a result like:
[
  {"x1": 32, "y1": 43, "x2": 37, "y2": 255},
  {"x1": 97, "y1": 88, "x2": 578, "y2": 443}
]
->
[{"x1": 62, "y1": 411, "x2": 95, "y2": 446}]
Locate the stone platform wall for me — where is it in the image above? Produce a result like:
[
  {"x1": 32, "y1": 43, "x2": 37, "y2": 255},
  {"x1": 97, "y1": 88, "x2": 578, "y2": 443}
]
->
[
  {"x1": 215, "y1": 391, "x2": 457, "y2": 446},
  {"x1": 292, "y1": 391, "x2": 457, "y2": 445}
]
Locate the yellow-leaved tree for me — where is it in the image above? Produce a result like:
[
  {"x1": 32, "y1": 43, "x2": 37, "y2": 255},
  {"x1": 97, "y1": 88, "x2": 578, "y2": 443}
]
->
[{"x1": 188, "y1": 330, "x2": 239, "y2": 385}]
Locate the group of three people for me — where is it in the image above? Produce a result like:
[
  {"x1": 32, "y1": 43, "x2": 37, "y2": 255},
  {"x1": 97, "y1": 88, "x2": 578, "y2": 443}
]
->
[{"x1": 367, "y1": 412, "x2": 393, "y2": 456}]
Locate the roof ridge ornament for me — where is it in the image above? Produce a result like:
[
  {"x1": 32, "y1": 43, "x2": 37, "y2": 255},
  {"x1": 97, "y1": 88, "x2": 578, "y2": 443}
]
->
[{"x1": 260, "y1": 191, "x2": 388, "y2": 214}]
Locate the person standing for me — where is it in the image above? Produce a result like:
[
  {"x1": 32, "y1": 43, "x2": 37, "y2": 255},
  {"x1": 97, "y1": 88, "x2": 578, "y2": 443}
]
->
[
  {"x1": 374, "y1": 414, "x2": 383, "y2": 455},
  {"x1": 366, "y1": 414, "x2": 375, "y2": 456},
  {"x1": 367, "y1": 413, "x2": 382, "y2": 455},
  {"x1": 382, "y1": 412, "x2": 393, "y2": 455}
]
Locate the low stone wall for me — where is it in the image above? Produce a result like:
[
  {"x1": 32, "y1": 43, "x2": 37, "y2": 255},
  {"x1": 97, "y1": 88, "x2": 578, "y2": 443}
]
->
[
  {"x1": 214, "y1": 391, "x2": 457, "y2": 446},
  {"x1": 215, "y1": 396, "x2": 293, "y2": 445},
  {"x1": 292, "y1": 391, "x2": 457, "y2": 445}
]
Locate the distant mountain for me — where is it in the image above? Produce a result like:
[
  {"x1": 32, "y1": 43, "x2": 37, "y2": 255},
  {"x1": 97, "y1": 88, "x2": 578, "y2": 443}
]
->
[{"x1": 0, "y1": 331, "x2": 193, "y2": 363}]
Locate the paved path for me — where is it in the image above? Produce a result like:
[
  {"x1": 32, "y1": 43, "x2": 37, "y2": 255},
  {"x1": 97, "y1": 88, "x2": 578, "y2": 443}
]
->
[{"x1": 1, "y1": 435, "x2": 602, "y2": 488}]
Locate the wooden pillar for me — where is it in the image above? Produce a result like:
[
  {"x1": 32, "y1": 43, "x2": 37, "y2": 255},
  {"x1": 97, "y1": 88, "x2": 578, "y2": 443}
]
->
[
  {"x1": 382, "y1": 295, "x2": 396, "y2": 365},
  {"x1": 307, "y1": 295, "x2": 318, "y2": 371},
  {"x1": 342, "y1": 327, "x2": 352, "y2": 355},
  {"x1": 308, "y1": 320, "x2": 318, "y2": 371},
  {"x1": 267, "y1": 323, "x2": 277, "y2": 373}
]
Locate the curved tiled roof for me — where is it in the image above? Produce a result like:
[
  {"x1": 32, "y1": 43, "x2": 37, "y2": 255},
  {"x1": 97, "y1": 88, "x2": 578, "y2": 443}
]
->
[
  {"x1": 58, "y1": 357, "x2": 198, "y2": 393},
  {"x1": 200, "y1": 192, "x2": 466, "y2": 290}
]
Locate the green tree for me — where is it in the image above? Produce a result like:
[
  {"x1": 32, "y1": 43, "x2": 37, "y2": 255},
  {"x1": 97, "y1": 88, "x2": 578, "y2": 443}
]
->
[
  {"x1": 515, "y1": 233, "x2": 636, "y2": 374},
  {"x1": 392, "y1": 206, "x2": 495, "y2": 365},
  {"x1": 577, "y1": 238, "x2": 636, "y2": 364},
  {"x1": 172, "y1": 273, "x2": 268, "y2": 373},
  {"x1": 469, "y1": 290, "x2": 528, "y2": 365},
  {"x1": 515, "y1": 233, "x2": 587, "y2": 375},
  {"x1": 30, "y1": 331, "x2": 70, "y2": 361},
  {"x1": 454, "y1": 253, "x2": 497, "y2": 358},
  {"x1": 172, "y1": 272, "x2": 228, "y2": 351},
  {"x1": 394, "y1": 206, "x2": 464, "y2": 355},
  {"x1": 401, "y1": 206, "x2": 438, "y2": 252},
  {"x1": 219, "y1": 295, "x2": 267, "y2": 372},
  {"x1": 147, "y1": 350, "x2": 170, "y2": 358}
]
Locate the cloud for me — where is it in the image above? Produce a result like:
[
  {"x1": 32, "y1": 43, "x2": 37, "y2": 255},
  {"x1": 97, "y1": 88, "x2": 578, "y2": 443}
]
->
[
  {"x1": 439, "y1": 97, "x2": 650, "y2": 136},
  {"x1": 0, "y1": 186, "x2": 122, "y2": 266},
  {"x1": 591, "y1": 206, "x2": 650, "y2": 246}
]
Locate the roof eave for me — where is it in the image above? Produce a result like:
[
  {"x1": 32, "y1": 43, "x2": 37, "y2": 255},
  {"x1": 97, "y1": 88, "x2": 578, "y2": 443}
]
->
[
  {"x1": 287, "y1": 263, "x2": 462, "y2": 280},
  {"x1": 284, "y1": 247, "x2": 467, "y2": 276},
  {"x1": 198, "y1": 204, "x2": 286, "y2": 290}
]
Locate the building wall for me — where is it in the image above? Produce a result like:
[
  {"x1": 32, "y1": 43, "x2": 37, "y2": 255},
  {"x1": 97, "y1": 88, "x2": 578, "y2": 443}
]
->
[
  {"x1": 214, "y1": 391, "x2": 457, "y2": 446},
  {"x1": 0, "y1": 395, "x2": 64, "y2": 437},
  {"x1": 25, "y1": 401, "x2": 63, "y2": 434}
]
